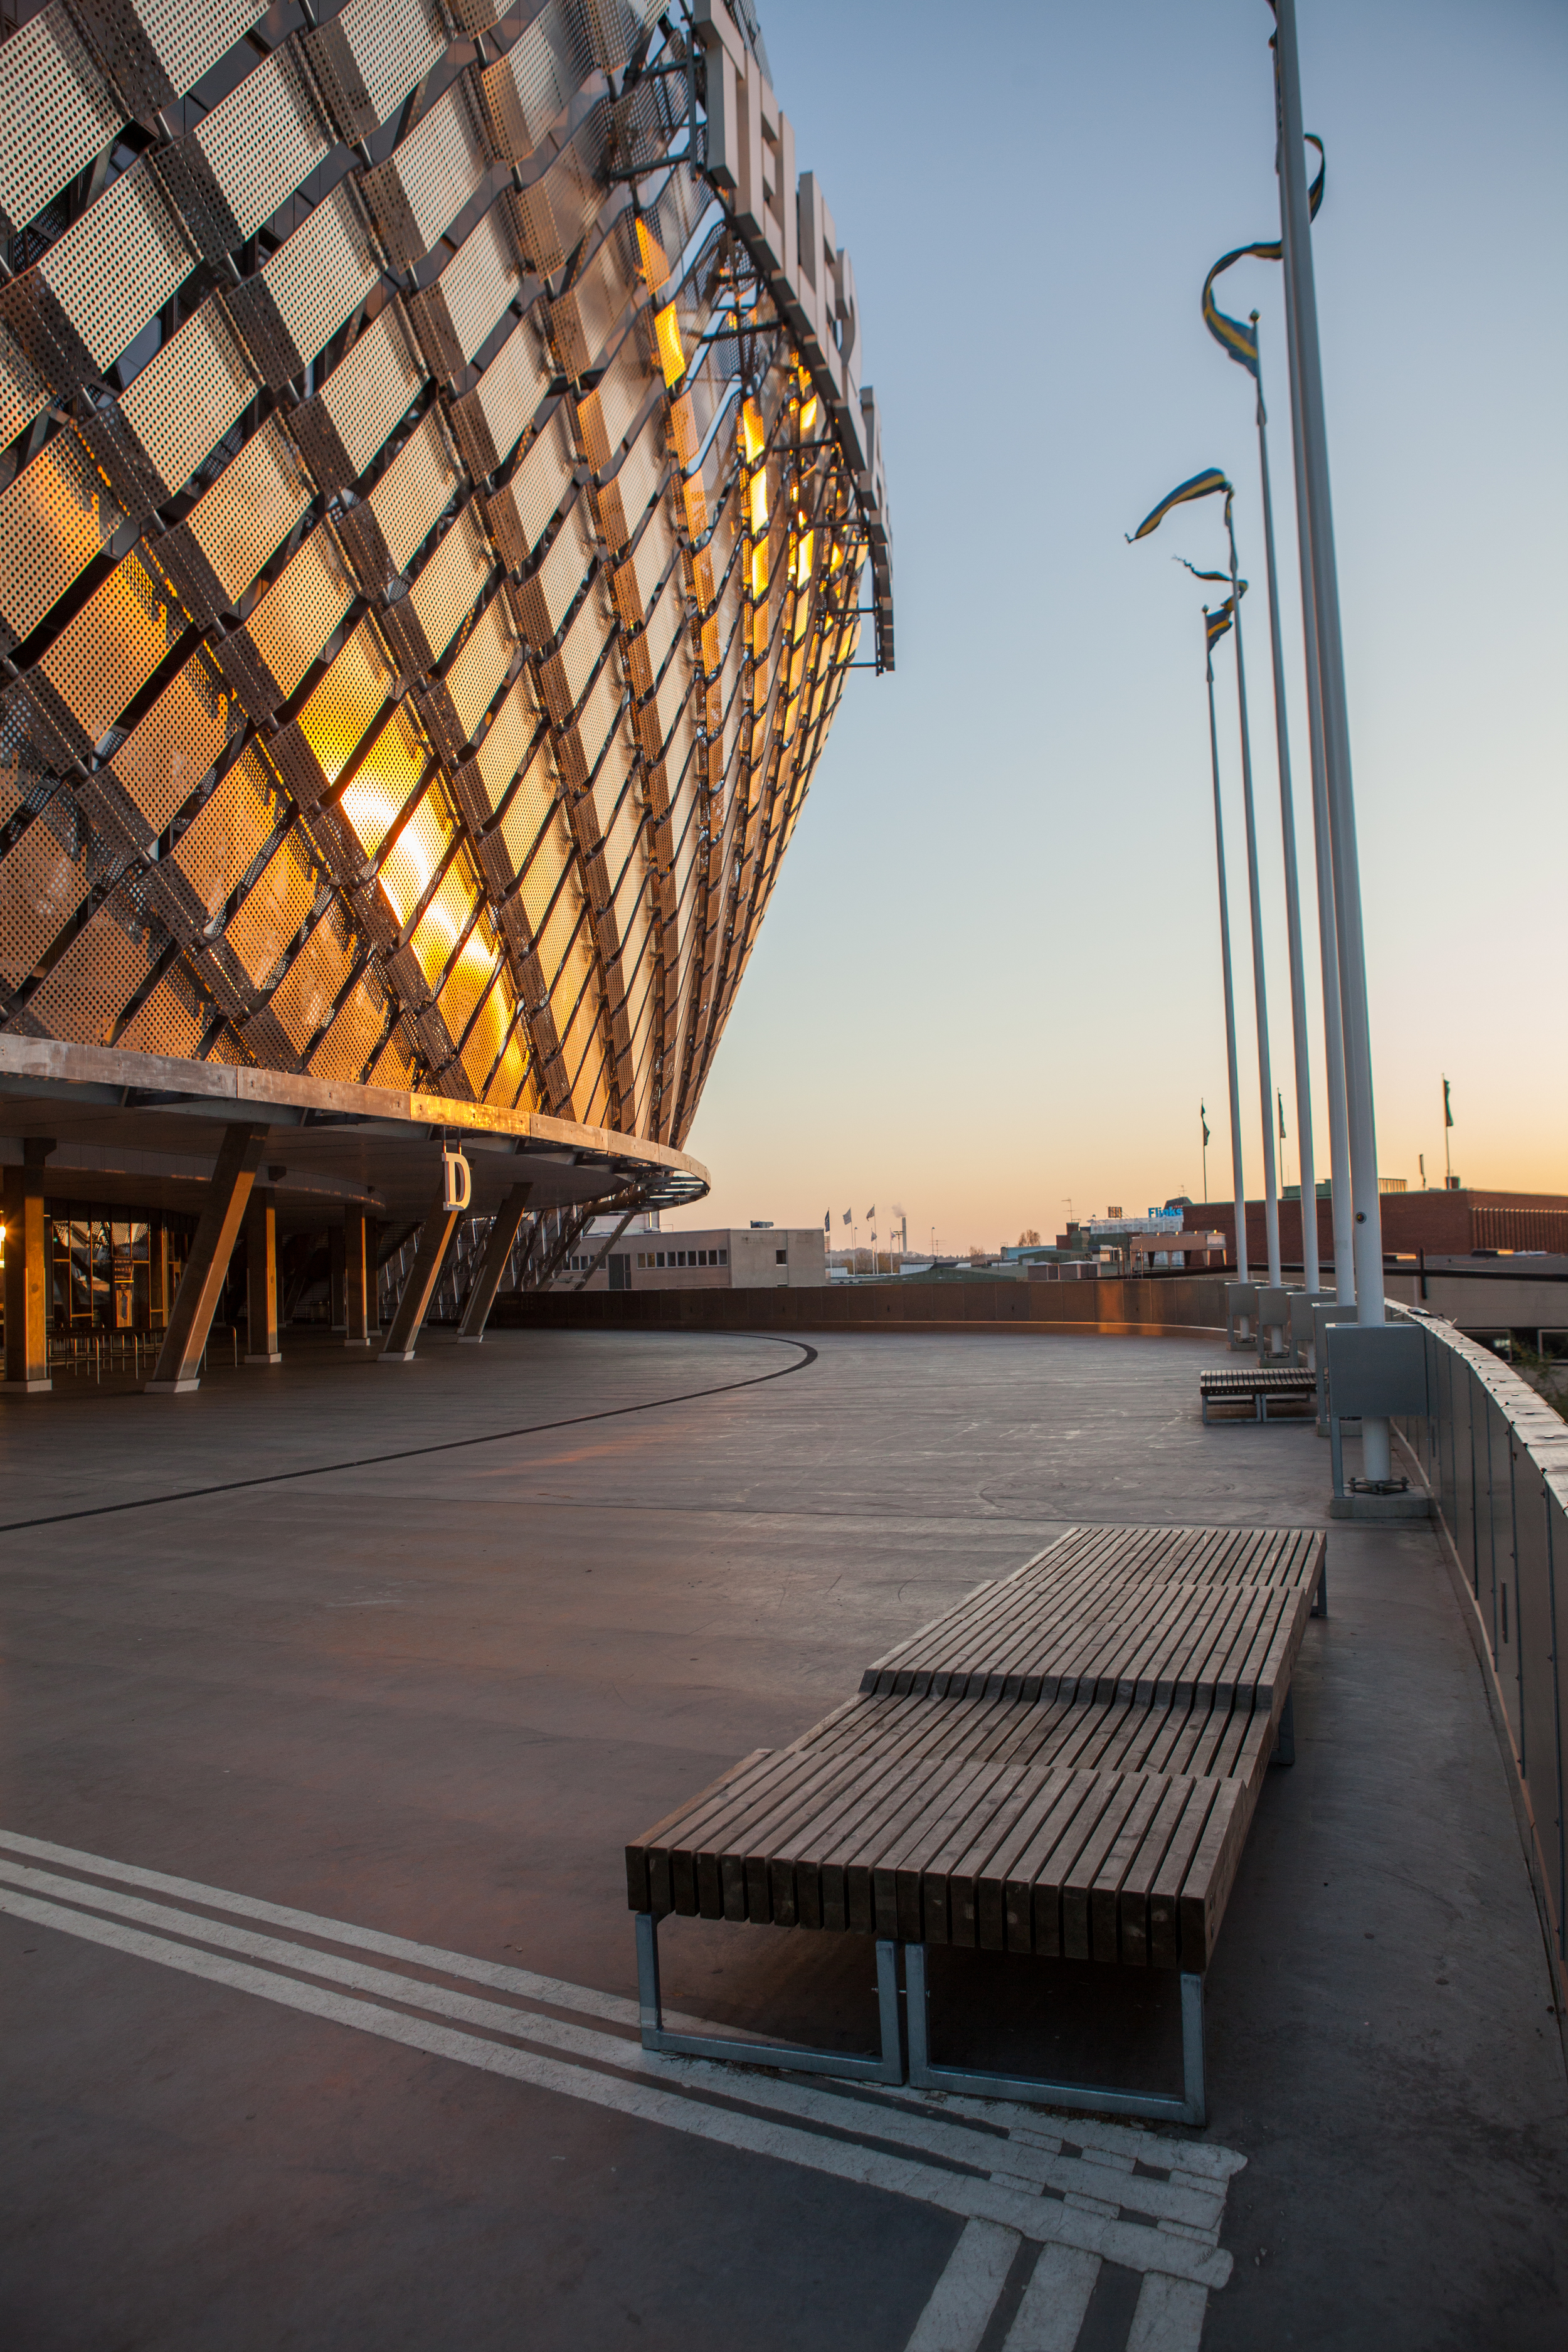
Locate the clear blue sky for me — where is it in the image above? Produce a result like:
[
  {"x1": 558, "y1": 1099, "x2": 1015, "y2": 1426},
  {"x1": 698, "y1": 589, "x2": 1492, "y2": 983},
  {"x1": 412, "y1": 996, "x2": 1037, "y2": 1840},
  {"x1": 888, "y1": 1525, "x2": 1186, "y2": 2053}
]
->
[{"x1": 675, "y1": 0, "x2": 1567, "y2": 1246}]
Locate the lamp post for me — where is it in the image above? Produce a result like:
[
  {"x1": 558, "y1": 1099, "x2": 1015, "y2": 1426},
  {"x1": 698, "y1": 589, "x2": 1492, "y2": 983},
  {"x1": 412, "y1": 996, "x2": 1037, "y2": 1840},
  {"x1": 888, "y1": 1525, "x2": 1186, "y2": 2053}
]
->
[{"x1": 1276, "y1": 0, "x2": 1389, "y2": 1478}]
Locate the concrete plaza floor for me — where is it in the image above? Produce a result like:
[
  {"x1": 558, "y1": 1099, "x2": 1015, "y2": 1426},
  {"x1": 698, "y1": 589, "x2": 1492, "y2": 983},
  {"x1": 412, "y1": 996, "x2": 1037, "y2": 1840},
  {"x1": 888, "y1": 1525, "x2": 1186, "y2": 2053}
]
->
[{"x1": 0, "y1": 1327, "x2": 1563, "y2": 2349}]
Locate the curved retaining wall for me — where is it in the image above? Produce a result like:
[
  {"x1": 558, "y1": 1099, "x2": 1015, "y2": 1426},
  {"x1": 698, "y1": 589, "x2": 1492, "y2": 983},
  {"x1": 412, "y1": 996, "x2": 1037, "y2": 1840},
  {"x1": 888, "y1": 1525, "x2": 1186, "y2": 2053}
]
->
[
  {"x1": 1396, "y1": 1313, "x2": 1568, "y2": 2028},
  {"x1": 490, "y1": 1273, "x2": 1230, "y2": 1338}
]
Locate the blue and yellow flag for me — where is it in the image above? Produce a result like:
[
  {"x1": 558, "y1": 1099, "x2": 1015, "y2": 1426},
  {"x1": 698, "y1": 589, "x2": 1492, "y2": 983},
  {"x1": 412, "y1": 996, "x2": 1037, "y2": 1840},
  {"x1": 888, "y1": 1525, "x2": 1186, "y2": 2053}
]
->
[
  {"x1": 1127, "y1": 468, "x2": 1231, "y2": 543},
  {"x1": 1205, "y1": 588, "x2": 1246, "y2": 654},
  {"x1": 1201, "y1": 137, "x2": 1324, "y2": 376}
]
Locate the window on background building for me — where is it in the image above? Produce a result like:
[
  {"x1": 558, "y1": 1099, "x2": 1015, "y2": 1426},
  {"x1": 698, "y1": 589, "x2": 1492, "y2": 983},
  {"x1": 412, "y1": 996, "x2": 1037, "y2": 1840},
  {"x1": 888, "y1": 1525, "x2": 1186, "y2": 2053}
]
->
[
  {"x1": 776, "y1": 1249, "x2": 787, "y2": 1264},
  {"x1": 719, "y1": 1249, "x2": 728, "y2": 1265}
]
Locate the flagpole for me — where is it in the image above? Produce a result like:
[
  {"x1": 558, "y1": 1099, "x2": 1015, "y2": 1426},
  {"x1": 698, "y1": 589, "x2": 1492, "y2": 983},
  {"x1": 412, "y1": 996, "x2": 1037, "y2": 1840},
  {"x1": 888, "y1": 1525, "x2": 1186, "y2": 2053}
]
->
[
  {"x1": 1205, "y1": 617, "x2": 1249, "y2": 1286},
  {"x1": 1251, "y1": 326, "x2": 1318, "y2": 1293},
  {"x1": 1278, "y1": 205, "x2": 1354, "y2": 1307},
  {"x1": 1223, "y1": 502, "x2": 1282, "y2": 1294},
  {"x1": 1275, "y1": 0, "x2": 1388, "y2": 1481}
]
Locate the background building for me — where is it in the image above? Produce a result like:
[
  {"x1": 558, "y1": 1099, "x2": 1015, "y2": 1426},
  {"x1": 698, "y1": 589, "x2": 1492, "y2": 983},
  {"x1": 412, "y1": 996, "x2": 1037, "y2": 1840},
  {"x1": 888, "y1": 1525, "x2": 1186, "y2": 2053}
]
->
[{"x1": 559, "y1": 1218, "x2": 825, "y2": 1290}]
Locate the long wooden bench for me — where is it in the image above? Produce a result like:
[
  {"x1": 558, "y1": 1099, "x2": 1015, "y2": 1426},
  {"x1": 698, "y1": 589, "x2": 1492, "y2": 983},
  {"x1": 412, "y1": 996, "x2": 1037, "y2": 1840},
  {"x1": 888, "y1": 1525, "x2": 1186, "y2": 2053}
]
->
[
  {"x1": 1200, "y1": 1365, "x2": 1318, "y2": 1423},
  {"x1": 627, "y1": 1525, "x2": 1326, "y2": 2124}
]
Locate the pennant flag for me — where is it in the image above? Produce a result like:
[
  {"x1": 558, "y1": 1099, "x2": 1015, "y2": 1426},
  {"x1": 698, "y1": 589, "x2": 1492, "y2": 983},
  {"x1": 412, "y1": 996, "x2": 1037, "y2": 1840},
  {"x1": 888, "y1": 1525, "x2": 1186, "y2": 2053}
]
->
[
  {"x1": 1127, "y1": 467, "x2": 1231, "y2": 543},
  {"x1": 1443, "y1": 1078, "x2": 1454, "y2": 1129},
  {"x1": 1278, "y1": 1089, "x2": 1288, "y2": 1142},
  {"x1": 842, "y1": 1209, "x2": 851, "y2": 1225},
  {"x1": 1201, "y1": 1101, "x2": 1211, "y2": 1147},
  {"x1": 866, "y1": 1205, "x2": 875, "y2": 1221},
  {"x1": 1201, "y1": 139, "x2": 1325, "y2": 377},
  {"x1": 1178, "y1": 558, "x2": 1232, "y2": 586},
  {"x1": 1205, "y1": 595, "x2": 1242, "y2": 653},
  {"x1": 824, "y1": 1210, "x2": 830, "y2": 1231}
]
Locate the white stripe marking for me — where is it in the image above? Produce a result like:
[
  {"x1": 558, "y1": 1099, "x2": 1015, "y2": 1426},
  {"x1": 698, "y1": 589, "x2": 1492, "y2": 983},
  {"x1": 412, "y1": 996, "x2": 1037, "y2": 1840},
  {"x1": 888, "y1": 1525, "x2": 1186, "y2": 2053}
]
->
[
  {"x1": 1126, "y1": 2270, "x2": 1210, "y2": 2351},
  {"x1": 904, "y1": 2219, "x2": 1020, "y2": 2351},
  {"x1": 1004, "y1": 2243, "x2": 1103, "y2": 2351},
  {"x1": 0, "y1": 1859, "x2": 1223, "y2": 2235},
  {"x1": 1, "y1": 1883, "x2": 1232, "y2": 2289}
]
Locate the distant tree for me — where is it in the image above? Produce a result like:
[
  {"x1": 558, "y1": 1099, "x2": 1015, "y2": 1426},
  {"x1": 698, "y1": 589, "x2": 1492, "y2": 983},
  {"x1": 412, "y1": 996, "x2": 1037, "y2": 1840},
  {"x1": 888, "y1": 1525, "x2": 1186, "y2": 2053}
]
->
[
  {"x1": 1017, "y1": 1227, "x2": 1041, "y2": 1246},
  {"x1": 969, "y1": 1244, "x2": 987, "y2": 1264}
]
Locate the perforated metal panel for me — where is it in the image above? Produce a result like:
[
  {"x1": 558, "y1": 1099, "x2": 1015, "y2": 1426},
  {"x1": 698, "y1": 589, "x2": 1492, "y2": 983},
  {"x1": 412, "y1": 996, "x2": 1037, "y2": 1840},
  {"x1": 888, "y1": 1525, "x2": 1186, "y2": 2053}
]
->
[
  {"x1": 487, "y1": 400, "x2": 574, "y2": 572},
  {"x1": 182, "y1": 413, "x2": 315, "y2": 610},
  {"x1": 449, "y1": 307, "x2": 549, "y2": 481},
  {"x1": 0, "y1": 798, "x2": 87, "y2": 988},
  {"x1": 161, "y1": 739, "x2": 283, "y2": 936},
  {"x1": 221, "y1": 518, "x2": 356, "y2": 718},
  {"x1": 458, "y1": 950, "x2": 512, "y2": 1093},
  {"x1": 464, "y1": 665, "x2": 539, "y2": 820},
  {"x1": 595, "y1": 404, "x2": 665, "y2": 551},
  {"x1": 107, "y1": 645, "x2": 236, "y2": 849},
  {"x1": 17, "y1": 880, "x2": 159, "y2": 1044},
  {"x1": 443, "y1": 588, "x2": 516, "y2": 745},
  {"x1": 126, "y1": 0, "x2": 268, "y2": 103},
  {"x1": 115, "y1": 961, "x2": 206, "y2": 1059},
  {"x1": 403, "y1": 499, "x2": 490, "y2": 668},
  {"x1": 39, "y1": 543, "x2": 184, "y2": 751},
  {"x1": 366, "y1": 404, "x2": 460, "y2": 574},
  {"x1": 295, "y1": 615, "x2": 398, "y2": 790},
  {"x1": 497, "y1": 732, "x2": 556, "y2": 882},
  {"x1": 178, "y1": 38, "x2": 331, "y2": 248},
  {"x1": 301, "y1": 0, "x2": 443, "y2": 145},
  {"x1": 0, "y1": 427, "x2": 124, "y2": 650},
  {"x1": 117, "y1": 292, "x2": 258, "y2": 502},
  {"x1": 309, "y1": 963, "x2": 391, "y2": 1083},
  {"x1": 224, "y1": 822, "x2": 323, "y2": 993},
  {"x1": 0, "y1": 318, "x2": 49, "y2": 458},
  {"x1": 360, "y1": 73, "x2": 491, "y2": 275},
  {"x1": 437, "y1": 898, "x2": 498, "y2": 1051},
  {"x1": 255, "y1": 176, "x2": 384, "y2": 376},
  {"x1": 38, "y1": 156, "x2": 194, "y2": 374},
  {"x1": 576, "y1": 322, "x2": 653, "y2": 475},
  {"x1": 376, "y1": 775, "x2": 455, "y2": 931},
  {"x1": 0, "y1": 3, "x2": 123, "y2": 240},
  {"x1": 514, "y1": 494, "x2": 594, "y2": 647},
  {"x1": 416, "y1": 199, "x2": 524, "y2": 375},
  {"x1": 295, "y1": 298, "x2": 426, "y2": 493},
  {"x1": 476, "y1": 0, "x2": 592, "y2": 161},
  {"x1": 407, "y1": 844, "x2": 479, "y2": 994},
  {"x1": 336, "y1": 698, "x2": 428, "y2": 871},
  {"x1": 265, "y1": 893, "x2": 356, "y2": 1054}
]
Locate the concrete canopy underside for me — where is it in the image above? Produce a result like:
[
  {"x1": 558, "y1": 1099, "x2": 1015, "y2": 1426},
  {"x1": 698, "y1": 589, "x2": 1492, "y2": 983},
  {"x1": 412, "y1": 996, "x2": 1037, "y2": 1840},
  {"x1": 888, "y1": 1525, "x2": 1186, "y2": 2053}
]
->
[
  {"x1": 0, "y1": 1330, "x2": 1562, "y2": 2351},
  {"x1": 0, "y1": 1035, "x2": 709, "y2": 1227}
]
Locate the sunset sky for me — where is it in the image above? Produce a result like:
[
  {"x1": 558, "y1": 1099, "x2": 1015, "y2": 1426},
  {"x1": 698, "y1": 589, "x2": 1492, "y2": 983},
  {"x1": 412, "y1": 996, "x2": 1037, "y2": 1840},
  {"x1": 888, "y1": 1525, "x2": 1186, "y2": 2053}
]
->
[{"x1": 674, "y1": 0, "x2": 1567, "y2": 1246}]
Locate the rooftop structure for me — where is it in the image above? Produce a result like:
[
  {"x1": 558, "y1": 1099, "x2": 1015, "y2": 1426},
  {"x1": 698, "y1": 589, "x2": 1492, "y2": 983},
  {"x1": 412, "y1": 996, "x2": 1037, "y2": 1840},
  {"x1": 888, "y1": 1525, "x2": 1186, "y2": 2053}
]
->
[{"x1": 0, "y1": 0, "x2": 890, "y2": 1386}]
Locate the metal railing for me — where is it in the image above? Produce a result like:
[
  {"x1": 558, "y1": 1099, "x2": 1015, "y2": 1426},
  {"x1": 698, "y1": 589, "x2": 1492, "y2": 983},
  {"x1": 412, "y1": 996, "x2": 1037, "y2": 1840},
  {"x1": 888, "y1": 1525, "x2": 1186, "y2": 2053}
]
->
[
  {"x1": 1395, "y1": 1311, "x2": 1568, "y2": 2024},
  {"x1": 48, "y1": 1326, "x2": 238, "y2": 1380}
]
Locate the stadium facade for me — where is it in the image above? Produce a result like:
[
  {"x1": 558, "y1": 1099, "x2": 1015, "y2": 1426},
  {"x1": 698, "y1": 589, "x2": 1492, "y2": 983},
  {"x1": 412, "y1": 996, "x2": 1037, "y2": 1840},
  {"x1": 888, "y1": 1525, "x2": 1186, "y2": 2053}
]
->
[{"x1": 0, "y1": 0, "x2": 890, "y2": 1385}]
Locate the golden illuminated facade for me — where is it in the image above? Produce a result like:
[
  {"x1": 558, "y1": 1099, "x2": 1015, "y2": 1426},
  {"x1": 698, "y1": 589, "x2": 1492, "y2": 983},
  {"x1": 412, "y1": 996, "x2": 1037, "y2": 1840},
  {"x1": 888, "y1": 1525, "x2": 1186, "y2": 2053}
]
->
[{"x1": 0, "y1": 0, "x2": 891, "y2": 1150}]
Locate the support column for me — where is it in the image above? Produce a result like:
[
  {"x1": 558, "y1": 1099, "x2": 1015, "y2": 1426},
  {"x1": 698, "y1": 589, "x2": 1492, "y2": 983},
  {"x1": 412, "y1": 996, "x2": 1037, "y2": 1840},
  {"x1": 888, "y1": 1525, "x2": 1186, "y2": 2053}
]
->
[
  {"x1": 457, "y1": 1182, "x2": 533, "y2": 1342},
  {"x1": 329, "y1": 1223, "x2": 346, "y2": 1332},
  {"x1": 147, "y1": 1125, "x2": 268, "y2": 1393},
  {"x1": 245, "y1": 1187, "x2": 280, "y2": 1364},
  {"x1": 3, "y1": 1138, "x2": 55, "y2": 1392},
  {"x1": 379, "y1": 1200, "x2": 460, "y2": 1363},
  {"x1": 149, "y1": 1216, "x2": 171, "y2": 1333},
  {"x1": 343, "y1": 1208, "x2": 371, "y2": 1348}
]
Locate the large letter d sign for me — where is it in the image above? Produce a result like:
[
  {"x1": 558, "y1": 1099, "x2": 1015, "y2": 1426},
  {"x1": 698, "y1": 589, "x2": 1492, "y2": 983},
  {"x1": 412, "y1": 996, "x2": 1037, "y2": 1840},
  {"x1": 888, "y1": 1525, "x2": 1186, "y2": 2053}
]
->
[{"x1": 442, "y1": 1145, "x2": 472, "y2": 1212}]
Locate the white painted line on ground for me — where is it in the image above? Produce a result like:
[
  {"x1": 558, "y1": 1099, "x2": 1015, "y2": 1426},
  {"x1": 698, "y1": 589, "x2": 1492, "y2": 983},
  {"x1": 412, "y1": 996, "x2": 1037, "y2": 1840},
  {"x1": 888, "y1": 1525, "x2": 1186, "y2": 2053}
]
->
[
  {"x1": 1126, "y1": 2271, "x2": 1210, "y2": 2351},
  {"x1": 0, "y1": 1828, "x2": 1249, "y2": 2335},
  {"x1": 1004, "y1": 2243, "x2": 1104, "y2": 2351},
  {"x1": 904, "y1": 2219, "x2": 1021, "y2": 2351}
]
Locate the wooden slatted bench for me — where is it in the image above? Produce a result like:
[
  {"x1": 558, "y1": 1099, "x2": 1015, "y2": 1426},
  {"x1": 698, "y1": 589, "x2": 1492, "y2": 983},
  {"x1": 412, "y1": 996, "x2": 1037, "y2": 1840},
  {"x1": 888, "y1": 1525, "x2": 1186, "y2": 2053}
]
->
[
  {"x1": 1200, "y1": 1364, "x2": 1318, "y2": 1423},
  {"x1": 627, "y1": 1525, "x2": 1327, "y2": 2124}
]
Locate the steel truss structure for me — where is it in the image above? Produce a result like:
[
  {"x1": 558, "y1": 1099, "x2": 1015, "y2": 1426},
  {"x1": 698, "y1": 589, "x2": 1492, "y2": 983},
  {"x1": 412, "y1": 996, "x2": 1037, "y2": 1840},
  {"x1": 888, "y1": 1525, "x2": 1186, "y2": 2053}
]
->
[{"x1": 0, "y1": 0, "x2": 892, "y2": 1156}]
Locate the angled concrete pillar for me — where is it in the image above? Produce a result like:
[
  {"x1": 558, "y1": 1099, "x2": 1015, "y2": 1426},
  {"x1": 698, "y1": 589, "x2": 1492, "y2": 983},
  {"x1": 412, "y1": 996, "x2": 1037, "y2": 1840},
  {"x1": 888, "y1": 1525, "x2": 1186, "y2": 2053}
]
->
[
  {"x1": 379, "y1": 1200, "x2": 460, "y2": 1363},
  {"x1": 147, "y1": 1124, "x2": 268, "y2": 1393},
  {"x1": 3, "y1": 1138, "x2": 55, "y2": 1392},
  {"x1": 366, "y1": 1219, "x2": 382, "y2": 1337},
  {"x1": 457, "y1": 1182, "x2": 532, "y2": 1342},
  {"x1": 245, "y1": 1187, "x2": 280, "y2": 1364},
  {"x1": 343, "y1": 1208, "x2": 371, "y2": 1347},
  {"x1": 329, "y1": 1222, "x2": 346, "y2": 1332}
]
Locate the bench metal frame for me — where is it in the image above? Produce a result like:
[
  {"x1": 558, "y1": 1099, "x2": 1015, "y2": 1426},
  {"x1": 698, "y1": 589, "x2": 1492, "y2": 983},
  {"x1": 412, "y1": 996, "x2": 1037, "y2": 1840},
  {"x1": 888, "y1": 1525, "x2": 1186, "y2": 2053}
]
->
[
  {"x1": 635, "y1": 1911, "x2": 906, "y2": 2084},
  {"x1": 904, "y1": 1941, "x2": 1207, "y2": 2126}
]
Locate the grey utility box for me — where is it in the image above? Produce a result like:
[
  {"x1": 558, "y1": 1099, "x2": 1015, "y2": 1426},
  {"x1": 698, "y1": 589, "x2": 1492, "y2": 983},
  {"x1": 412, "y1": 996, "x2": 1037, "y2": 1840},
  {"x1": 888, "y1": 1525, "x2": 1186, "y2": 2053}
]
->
[
  {"x1": 1226, "y1": 1282, "x2": 1258, "y2": 1350},
  {"x1": 1325, "y1": 1322, "x2": 1429, "y2": 1493}
]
